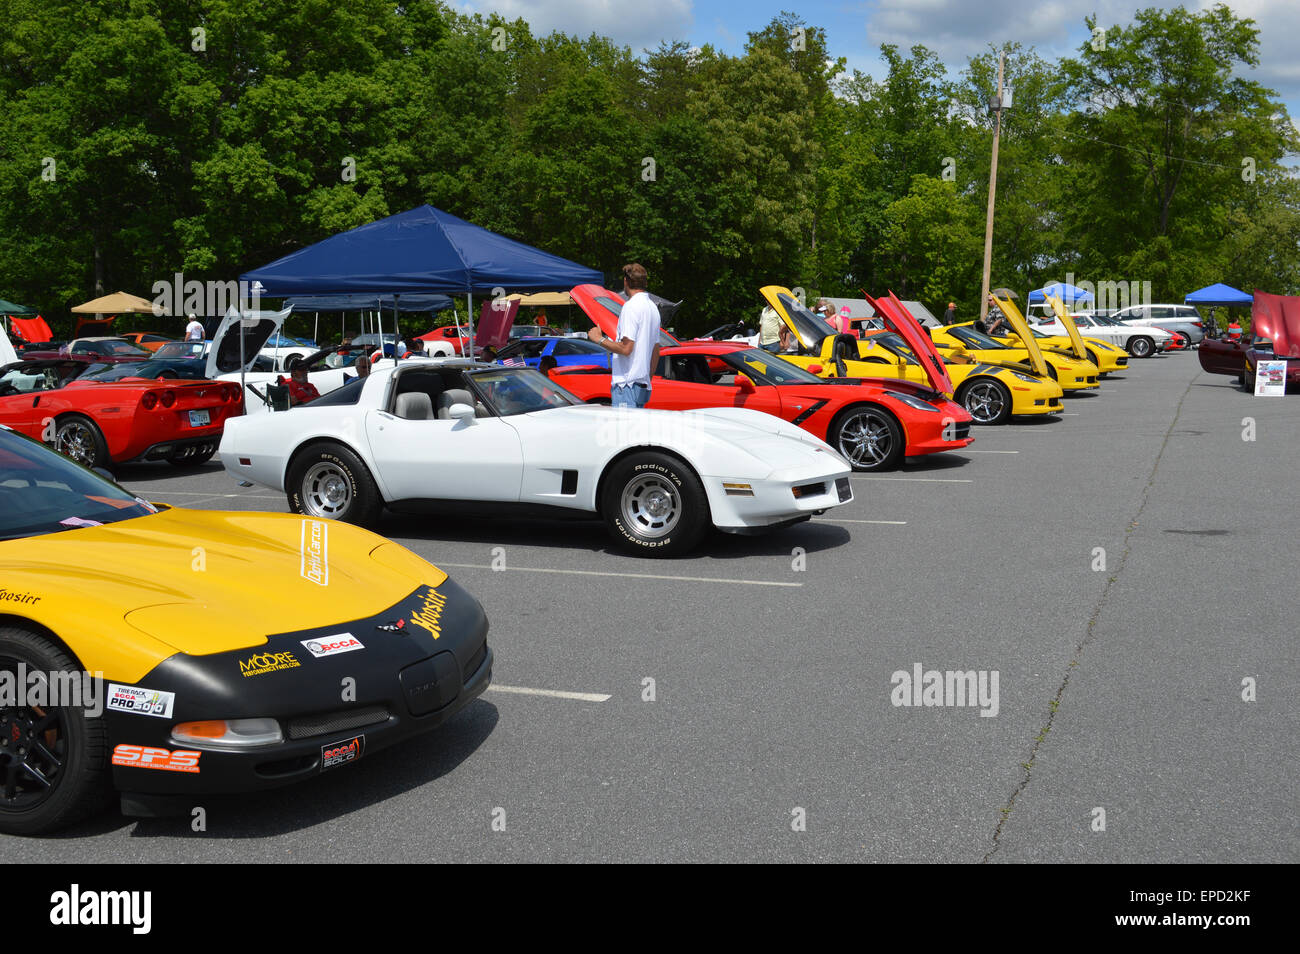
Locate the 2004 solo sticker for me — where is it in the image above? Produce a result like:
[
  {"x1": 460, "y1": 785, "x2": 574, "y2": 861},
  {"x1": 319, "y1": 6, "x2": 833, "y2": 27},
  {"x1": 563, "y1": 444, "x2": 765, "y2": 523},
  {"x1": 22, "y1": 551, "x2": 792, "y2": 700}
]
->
[{"x1": 106, "y1": 684, "x2": 176, "y2": 719}]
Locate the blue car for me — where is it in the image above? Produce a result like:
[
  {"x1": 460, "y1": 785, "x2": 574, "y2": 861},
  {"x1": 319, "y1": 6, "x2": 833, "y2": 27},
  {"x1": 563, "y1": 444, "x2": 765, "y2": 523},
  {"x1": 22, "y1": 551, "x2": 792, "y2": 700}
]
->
[{"x1": 495, "y1": 336, "x2": 610, "y2": 370}]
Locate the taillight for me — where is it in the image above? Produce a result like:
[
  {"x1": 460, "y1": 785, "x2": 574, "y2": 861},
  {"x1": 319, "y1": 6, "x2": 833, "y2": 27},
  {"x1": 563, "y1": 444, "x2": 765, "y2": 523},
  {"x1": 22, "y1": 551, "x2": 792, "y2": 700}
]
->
[
  {"x1": 160, "y1": 390, "x2": 176, "y2": 408},
  {"x1": 141, "y1": 391, "x2": 158, "y2": 410}
]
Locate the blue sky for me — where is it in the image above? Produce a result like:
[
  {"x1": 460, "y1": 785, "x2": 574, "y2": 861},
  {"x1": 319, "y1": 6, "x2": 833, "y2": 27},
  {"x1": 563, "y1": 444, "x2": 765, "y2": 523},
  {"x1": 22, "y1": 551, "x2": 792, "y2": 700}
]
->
[{"x1": 459, "y1": 0, "x2": 1300, "y2": 128}]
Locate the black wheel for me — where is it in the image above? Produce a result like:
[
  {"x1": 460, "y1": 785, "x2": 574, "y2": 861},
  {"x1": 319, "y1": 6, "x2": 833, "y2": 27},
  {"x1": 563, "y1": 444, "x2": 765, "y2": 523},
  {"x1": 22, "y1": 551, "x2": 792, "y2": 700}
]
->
[
  {"x1": 0, "y1": 627, "x2": 112, "y2": 835},
  {"x1": 1128, "y1": 336, "x2": 1154, "y2": 358},
  {"x1": 53, "y1": 415, "x2": 109, "y2": 470},
  {"x1": 956, "y1": 378, "x2": 1012, "y2": 425},
  {"x1": 600, "y1": 452, "x2": 709, "y2": 556},
  {"x1": 287, "y1": 443, "x2": 383, "y2": 527},
  {"x1": 829, "y1": 403, "x2": 904, "y2": 471},
  {"x1": 167, "y1": 445, "x2": 215, "y2": 467},
  {"x1": 1243, "y1": 369, "x2": 1255, "y2": 392}
]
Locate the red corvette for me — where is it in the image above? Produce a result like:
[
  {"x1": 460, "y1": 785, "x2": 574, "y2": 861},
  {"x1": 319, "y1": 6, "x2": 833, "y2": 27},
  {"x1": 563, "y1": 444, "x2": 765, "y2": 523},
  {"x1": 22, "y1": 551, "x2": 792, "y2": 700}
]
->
[
  {"x1": 560, "y1": 285, "x2": 974, "y2": 471},
  {"x1": 0, "y1": 358, "x2": 242, "y2": 469},
  {"x1": 418, "y1": 324, "x2": 470, "y2": 355}
]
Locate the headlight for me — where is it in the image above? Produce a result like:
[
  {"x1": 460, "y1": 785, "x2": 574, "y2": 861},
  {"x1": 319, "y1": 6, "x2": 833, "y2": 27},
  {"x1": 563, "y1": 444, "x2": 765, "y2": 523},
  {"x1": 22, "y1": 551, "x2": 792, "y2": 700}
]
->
[
  {"x1": 884, "y1": 391, "x2": 940, "y2": 411},
  {"x1": 171, "y1": 718, "x2": 283, "y2": 751},
  {"x1": 1010, "y1": 371, "x2": 1040, "y2": 383}
]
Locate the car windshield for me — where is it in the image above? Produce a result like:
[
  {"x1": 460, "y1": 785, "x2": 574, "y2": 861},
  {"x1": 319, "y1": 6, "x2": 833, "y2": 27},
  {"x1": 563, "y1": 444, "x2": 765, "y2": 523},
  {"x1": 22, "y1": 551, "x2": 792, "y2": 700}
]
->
[
  {"x1": 95, "y1": 340, "x2": 150, "y2": 356},
  {"x1": 154, "y1": 342, "x2": 205, "y2": 359},
  {"x1": 78, "y1": 361, "x2": 150, "y2": 381},
  {"x1": 947, "y1": 326, "x2": 1009, "y2": 350},
  {"x1": 725, "y1": 348, "x2": 824, "y2": 385},
  {"x1": 468, "y1": 367, "x2": 582, "y2": 415},
  {"x1": 0, "y1": 429, "x2": 157, "y2": 540},
  {"x1": 865, "y1": 332, "x2": 920, "y2": 364}
]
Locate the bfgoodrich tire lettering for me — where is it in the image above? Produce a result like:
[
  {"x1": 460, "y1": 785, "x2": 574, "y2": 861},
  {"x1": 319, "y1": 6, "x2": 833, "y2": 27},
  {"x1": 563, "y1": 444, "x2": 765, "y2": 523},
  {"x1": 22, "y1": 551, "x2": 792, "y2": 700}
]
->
[
  {"x1": 287, "y1": 443, "x2": 383, "y2": 527},
  {"x1": 0, "y1": 627, "x2": 112, "y2": 835},
  {"x1": 601, "y1": 452, "x2": 709, "y2": 556}
]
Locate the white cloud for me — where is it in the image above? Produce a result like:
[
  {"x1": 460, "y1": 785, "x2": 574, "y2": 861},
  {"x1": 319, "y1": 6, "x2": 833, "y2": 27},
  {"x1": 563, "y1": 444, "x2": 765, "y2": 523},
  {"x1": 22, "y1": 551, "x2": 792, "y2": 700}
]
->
[{"x1": 460, "y1": 0, "x2": 695, "y2": 49}]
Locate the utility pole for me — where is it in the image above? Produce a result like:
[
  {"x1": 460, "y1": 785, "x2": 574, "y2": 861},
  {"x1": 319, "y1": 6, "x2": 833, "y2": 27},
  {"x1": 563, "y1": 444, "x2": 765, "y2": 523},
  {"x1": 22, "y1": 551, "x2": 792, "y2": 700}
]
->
[{"x1": 979, "y1": 51, "x2": 1005, "y2": 321}]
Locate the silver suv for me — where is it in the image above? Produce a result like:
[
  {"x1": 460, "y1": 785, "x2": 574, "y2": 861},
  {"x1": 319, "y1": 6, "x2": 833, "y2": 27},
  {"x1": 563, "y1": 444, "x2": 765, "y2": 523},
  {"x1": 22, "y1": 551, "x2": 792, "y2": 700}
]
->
[{"x1": 1109, "y1": 304, "x2": 1205, "y2": 345}]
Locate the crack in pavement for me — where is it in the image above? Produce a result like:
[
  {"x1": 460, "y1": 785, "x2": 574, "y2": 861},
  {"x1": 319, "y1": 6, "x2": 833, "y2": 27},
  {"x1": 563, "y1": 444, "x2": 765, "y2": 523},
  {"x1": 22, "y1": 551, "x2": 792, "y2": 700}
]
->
[{"x1": 981, "y1": 373, "x2": 1198, "y2": 863}]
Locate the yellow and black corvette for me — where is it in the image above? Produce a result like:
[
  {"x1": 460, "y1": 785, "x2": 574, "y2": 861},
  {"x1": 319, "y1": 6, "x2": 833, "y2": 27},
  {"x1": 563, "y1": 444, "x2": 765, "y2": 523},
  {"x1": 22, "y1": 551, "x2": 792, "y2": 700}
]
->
[
  {"x1": 0, "y1": 426, "x2": 491, "y2": 834},
  {"x1": 762, "y1": 286, "x2": 1064, "y2": 425},
  {"x1": 930, "y1": 321, "x2": 1101, "y2": 391}
]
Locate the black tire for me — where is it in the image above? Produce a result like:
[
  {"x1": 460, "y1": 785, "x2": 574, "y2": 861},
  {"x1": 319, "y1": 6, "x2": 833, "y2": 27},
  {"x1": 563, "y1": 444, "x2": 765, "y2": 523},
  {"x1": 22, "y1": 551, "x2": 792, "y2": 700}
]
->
[
  {"x1": 828, "y1": 403, "x2": 904, "y2": 471},
  {"x1": 956, "y1": 378, "x2": 1013, "y2": 425},
  {"x1": 1128, "y1": 336, "x2": 1154, "y2": 358},
  {"x1": 287, "y1": 443, "x2": 383, "y2": 527},
  {"x1": 600, "y1": 452, "x2": 709, "y2": 556},
  {"x1": 0, "y1": 627, "x2": 113, "y2": 835},
  {"x1": 53, "y1": 414, "x2": 109, "y2": 470},
  {"x1": 167, "y1": 445, "x2": 216, "y2": 467},
  {"x1": 1243, "y1": 369, "x2": 1255, "y2": 392}
]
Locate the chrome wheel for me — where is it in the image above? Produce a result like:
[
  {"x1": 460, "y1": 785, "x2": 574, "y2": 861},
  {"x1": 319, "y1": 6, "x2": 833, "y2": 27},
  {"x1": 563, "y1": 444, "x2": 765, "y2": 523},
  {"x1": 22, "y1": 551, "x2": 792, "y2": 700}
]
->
[
  {"x1": 836, "y1": 409, "x2": 892, "y2": 467},
  {"x1": 1129, "y1": 336, "x2": 1153, "y2": 358},
  {"x1": 55, "y1": 420, "x2": 99, "y2": 466},
  {"x1": 620, "y1": 473, "x2": 681, "y2": 539},
  {"x1": 301, "y1": 461, "x2": 352, "y2": 518},
  {"x1": 965, "y1": 382, "x2": 1007, "y2": 424}
]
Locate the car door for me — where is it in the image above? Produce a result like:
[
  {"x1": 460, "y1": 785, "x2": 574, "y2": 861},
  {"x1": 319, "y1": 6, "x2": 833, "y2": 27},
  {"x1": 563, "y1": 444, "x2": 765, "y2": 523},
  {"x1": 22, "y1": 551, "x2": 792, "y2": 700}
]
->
[
  {"x1": 1197, "y1": 335, "x2": 1246, "y2": 375},
  {"x1": 649, "y1": 353, "x2": 784, "y2": 417},
  {"x1": 363, "y1": 371, "x2": 524, "y2": 503}
]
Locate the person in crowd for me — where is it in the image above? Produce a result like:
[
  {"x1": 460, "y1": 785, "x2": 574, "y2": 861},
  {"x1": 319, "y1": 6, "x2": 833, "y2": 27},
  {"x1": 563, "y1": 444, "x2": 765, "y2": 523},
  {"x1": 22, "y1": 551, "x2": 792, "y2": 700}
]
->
[
  {"x1": 760, "y1": 306, "x2": 782, "y2": 353},
  {"x1": 944, "y1": 302, "x2": 957, "y2": 325},
  {"x1": 538, "y1": 355, "x2": 559, "y2": 376},
  {"x1": 185, "y1": 314, "x2": 204, "y2": 341},
  {"x1": 975, "y1": 295, "x2": 1007, "y2": 336},
  {"x1": 589, "y1": 263, "x2": 661, "y2": 408},
  {"x1": 286, "y1": 365, "x2": 320, "y2": 406},
  {"x1": 353, "y1": 355, "x2": 371, "y2": 379}
]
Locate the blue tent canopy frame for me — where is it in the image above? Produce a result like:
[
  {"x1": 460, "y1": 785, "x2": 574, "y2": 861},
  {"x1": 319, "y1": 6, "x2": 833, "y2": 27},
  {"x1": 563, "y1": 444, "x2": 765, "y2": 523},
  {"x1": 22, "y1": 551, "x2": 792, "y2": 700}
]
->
[
  {"x1": 1028, "y1": 282, "x2": 1094, "y2": 304},
  {"x1": 285, "y1": 293, "x2": 454, "y2": 313}
]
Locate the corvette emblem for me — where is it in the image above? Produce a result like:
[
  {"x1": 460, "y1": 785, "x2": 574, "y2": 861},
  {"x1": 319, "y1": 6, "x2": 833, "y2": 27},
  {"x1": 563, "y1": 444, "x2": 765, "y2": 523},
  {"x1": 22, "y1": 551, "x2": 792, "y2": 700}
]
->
[{"x1": 376, "y1": 618, "x2": 406, "y2": 632}]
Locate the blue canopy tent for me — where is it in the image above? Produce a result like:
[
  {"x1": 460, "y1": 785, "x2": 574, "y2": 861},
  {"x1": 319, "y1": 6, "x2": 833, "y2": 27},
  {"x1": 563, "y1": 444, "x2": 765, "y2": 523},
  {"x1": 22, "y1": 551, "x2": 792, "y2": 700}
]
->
[
  {"x1": 1184, "y1": 283, "x2": 1252, "y2": 307},
  {"x1": 1028, "y1": 282, "x2": 1095, "y2": 305},
  {"x1": 242, "y1": 205, "x2": 603, "y2": 357},
  {"x1": 284, "y1": 293, "x2": 455, "y2": 345}
]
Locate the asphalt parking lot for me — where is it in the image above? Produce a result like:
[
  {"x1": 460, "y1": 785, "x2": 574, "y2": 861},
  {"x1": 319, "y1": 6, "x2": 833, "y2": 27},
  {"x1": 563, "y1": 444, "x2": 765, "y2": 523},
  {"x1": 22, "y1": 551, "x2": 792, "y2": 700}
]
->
[{"x1": 9, "y1": 352, "x2": 1297, "y2": 862}]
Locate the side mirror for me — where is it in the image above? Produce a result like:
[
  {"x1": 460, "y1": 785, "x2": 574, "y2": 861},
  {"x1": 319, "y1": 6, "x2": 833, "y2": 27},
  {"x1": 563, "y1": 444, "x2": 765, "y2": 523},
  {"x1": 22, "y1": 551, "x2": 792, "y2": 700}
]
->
[
  {"x1": 735, "y1": 374, "x2": 756, "y2": 392},
  {"x1": 806, "y1": 364, "x2": 823, "y2": 375},
  {"x1": 448, "y1": 403, "x2": 477, "y2": 423}
]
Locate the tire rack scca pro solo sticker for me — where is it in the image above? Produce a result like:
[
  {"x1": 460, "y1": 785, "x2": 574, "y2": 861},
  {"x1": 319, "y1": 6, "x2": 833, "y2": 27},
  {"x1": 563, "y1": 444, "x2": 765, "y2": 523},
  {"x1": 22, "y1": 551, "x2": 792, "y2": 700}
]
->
[
  {"x1": 106, "y1": 684, "x2": 176, "y2": 719},
  {"x1": 321, "y1": 735, "x2": 364, "y2": 771}
]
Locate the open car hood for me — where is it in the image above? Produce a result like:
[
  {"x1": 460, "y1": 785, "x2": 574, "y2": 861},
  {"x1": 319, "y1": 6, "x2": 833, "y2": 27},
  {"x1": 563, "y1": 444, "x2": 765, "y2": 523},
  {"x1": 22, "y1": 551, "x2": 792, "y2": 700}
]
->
[
  {"x1": 865, "y1": 292, "x2": 955, "y2": 395},
  {"x1": 760, "y1": 286, "x2": 834, "y2": 353},
  {"x1": 206, "y1": 305, "x2": 292, "y2": 378},
  {"x1": 991, "y1": 295, "x2": 1051, "y2": 378},
  {"x1": 571, "y1": 284, "x2": 680, "y2": 347},
  {"x1": 1044, "y1": 295, "x2": 1090, "y2": 360},
  {"x1": 1251, "y1": 290, "x2": 1300, "y2": 359}
]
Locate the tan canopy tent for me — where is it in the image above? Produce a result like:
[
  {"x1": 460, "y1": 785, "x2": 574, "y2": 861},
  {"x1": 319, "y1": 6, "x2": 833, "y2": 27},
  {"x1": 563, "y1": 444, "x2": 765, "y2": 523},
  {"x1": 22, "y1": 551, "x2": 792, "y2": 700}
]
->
[
  {"x1": 71, "y1": 291, "x2": 165, "y2": 314},
  {"x1": 504, "y1": 292, "x2": 572, "y2": 307}
]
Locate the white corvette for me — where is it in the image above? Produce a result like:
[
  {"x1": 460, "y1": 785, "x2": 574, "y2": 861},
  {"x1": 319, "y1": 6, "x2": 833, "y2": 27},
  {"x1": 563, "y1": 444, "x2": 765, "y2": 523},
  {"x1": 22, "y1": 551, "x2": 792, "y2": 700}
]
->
[
  {"x1": 218, "y1": 359, "x2": 855, "y2": 555},
  {"x1": 1033, "y1": 312, "x2": 1172, "y2": 357}
]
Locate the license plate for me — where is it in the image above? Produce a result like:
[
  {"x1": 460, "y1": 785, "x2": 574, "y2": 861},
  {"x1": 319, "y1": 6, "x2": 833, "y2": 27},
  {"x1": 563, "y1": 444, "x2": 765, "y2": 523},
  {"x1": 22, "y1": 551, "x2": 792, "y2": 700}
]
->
[{"x1": 188, "y1": 409, "x2": 210, "y2": 427}]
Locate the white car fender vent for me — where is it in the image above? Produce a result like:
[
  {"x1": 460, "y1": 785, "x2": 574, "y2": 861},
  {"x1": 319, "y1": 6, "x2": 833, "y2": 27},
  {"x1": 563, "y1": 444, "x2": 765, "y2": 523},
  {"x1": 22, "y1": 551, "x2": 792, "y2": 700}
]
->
[
  {"x1": 723, "y1": 482, "x2": 755, "y2": 497},
  {"x1": 561, "y1": 470, "x2": 578, "y2": 495}
]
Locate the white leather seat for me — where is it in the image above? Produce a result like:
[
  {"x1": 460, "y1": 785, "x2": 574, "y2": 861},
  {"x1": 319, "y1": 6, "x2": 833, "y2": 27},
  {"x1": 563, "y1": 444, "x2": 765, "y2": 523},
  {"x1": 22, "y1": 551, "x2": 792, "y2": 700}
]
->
[{"x1": 395, "y1": 392, "x2": 433, "y2": 420}]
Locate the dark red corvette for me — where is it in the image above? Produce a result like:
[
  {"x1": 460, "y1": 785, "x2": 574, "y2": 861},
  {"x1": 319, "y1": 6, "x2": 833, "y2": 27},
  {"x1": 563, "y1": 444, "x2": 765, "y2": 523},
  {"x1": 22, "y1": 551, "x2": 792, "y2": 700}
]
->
[
  {"x1": 559, "y1": 285, "x2": 974, "y2": 471},
  {"x1": 0, "y1": 358, "x2": 242, "y2": 469}
]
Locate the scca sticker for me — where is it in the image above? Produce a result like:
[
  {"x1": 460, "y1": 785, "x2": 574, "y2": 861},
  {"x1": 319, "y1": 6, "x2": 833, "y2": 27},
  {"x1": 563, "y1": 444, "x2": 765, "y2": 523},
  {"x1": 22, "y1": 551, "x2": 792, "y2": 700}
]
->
[
  {"x1": 321, "y1": 735, "x2": 364, "y2": 771},
  {"x1": 239, "y1": 651, "x2": 300, "y2": 677},
  {"x1": 300, "y1": 633, "x2": 364, "y2": 658},
  {"x1": 112, "y1": 745, "x2": 201, "y2": 773},
  {"x1": 106, "y1": 684, "x2": 176, "y2": 719}
]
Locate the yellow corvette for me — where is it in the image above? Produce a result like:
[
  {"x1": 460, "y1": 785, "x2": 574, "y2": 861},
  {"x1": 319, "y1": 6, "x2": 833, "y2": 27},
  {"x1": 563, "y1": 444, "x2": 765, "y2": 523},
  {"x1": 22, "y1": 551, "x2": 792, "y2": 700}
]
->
[
  {"x1": 760, "y1": 286, "x2": 1064, "y2": 425},
  {"x1": 931, "y1": 321, "x2": 1101, "y2": 391},
  {"x1": 0, "y1": 425, "x2": 491, "y2": 834},
  {"x1": 994, "y1": 294, "x2": 1129, "y2": 375}
]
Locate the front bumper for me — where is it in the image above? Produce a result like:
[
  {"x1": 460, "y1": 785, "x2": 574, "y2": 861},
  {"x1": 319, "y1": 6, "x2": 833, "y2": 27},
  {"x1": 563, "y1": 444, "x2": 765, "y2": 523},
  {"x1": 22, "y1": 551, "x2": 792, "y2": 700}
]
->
[
  {"x1": 706, "y1": 466, "x2": 853, "y2": 530},
  {"x1": 107, "y1": 578, "x2": 491, "y2": 796}
]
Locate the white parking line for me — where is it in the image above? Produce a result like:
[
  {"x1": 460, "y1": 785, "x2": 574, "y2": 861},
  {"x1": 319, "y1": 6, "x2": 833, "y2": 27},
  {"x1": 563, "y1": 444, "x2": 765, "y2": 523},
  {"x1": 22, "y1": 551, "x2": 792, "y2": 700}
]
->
[
  {"x1": 851, "y1": 476, "x2": 973, "y2": 483},
  {"x1": 152, "y1": 491, "x2": 282, "y2": 499},
  {"x1": 822, "y1": 518, "x2": 907, "y2": 524},
  {"x1": 438, "y1": 563, "x2": 802, "y2": 587},
  {"x1": 961, "y1": 450, "x2": 1020, "y2": 454},
  {"x1": 488, "y1": 684, "x2": 611, "y2": 703}
]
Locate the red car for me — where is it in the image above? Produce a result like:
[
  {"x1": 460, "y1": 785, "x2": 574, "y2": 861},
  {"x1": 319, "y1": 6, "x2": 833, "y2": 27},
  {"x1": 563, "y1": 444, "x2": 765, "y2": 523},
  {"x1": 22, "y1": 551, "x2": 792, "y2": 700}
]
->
[
  {"x1": 559, "y1": 285, "x2": 974, "y2": 471},
  {"x1": 418, "y1": 325, "x2": 470, "y2": 355},
  {"x1": 0, "y1": 358, "x2": 243, "y2": 469}
]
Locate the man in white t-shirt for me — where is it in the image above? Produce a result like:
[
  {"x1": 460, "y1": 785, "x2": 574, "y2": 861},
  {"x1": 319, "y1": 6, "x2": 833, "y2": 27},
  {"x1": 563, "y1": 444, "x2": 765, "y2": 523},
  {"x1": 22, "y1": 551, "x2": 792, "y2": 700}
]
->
[
  {"x1": 184, "y1": 314, "x2": 205, "y2": 341},
  {"x1": 588, "y1": 263, "x2": 661, "y2": 408}
]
